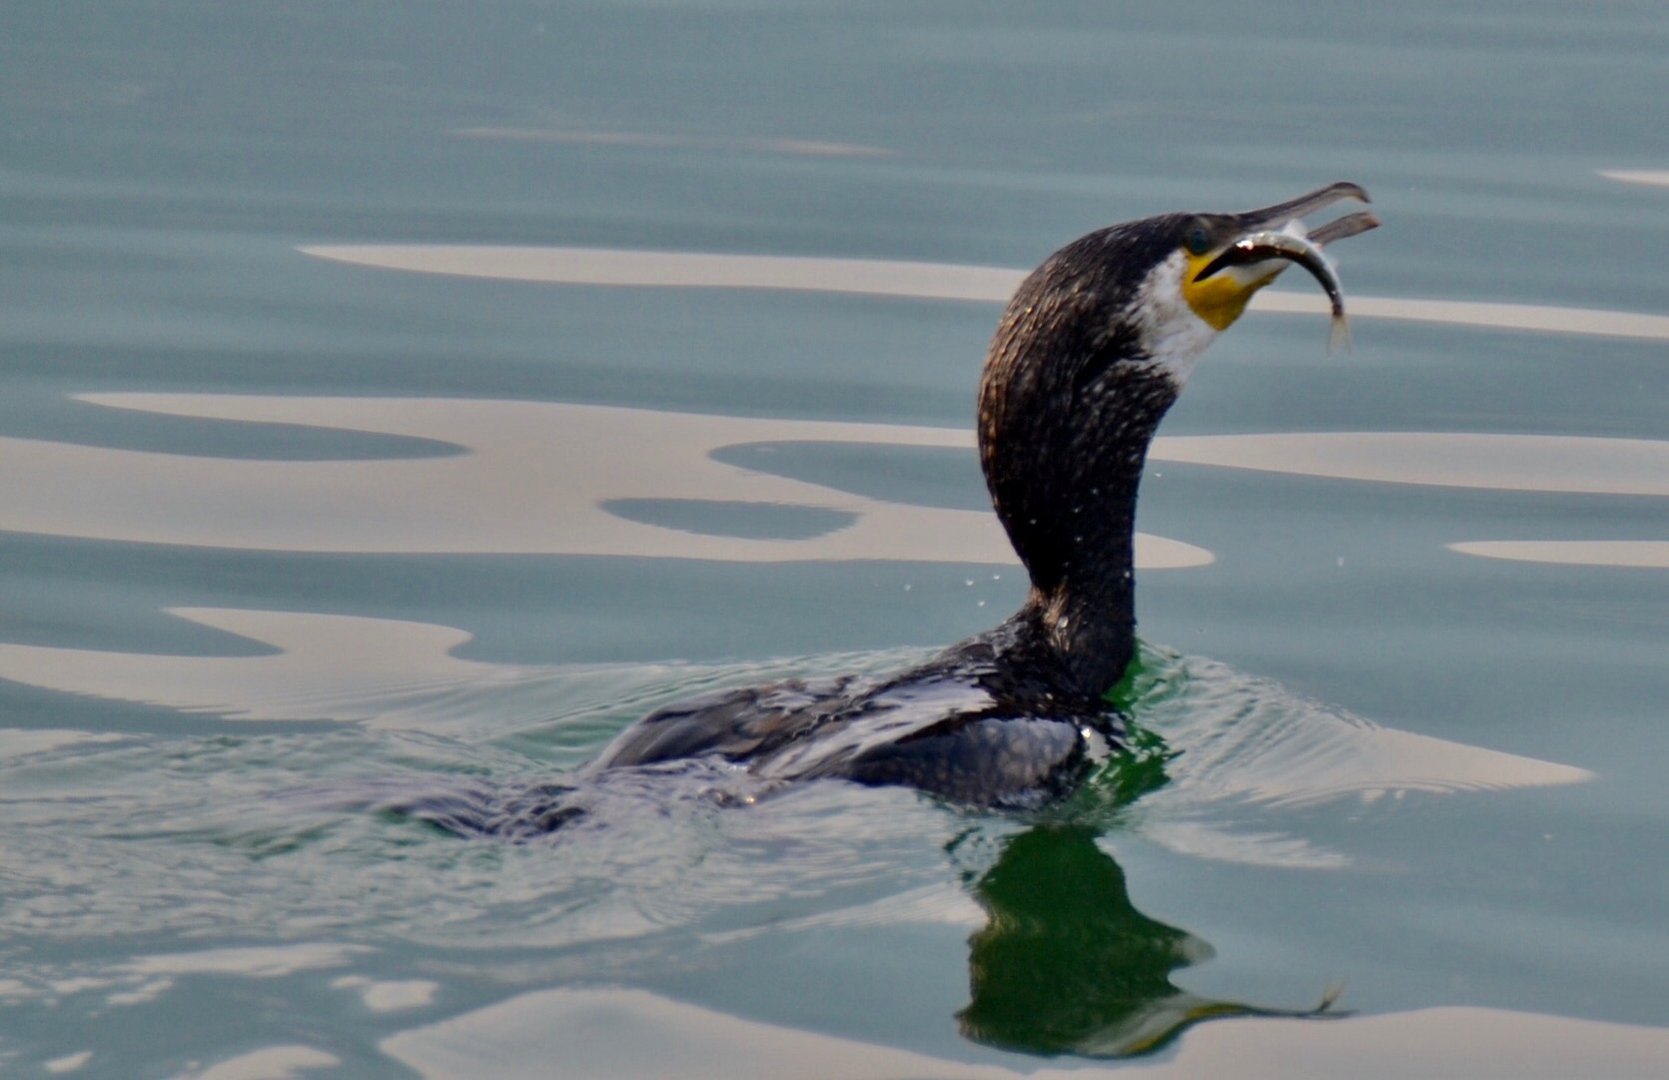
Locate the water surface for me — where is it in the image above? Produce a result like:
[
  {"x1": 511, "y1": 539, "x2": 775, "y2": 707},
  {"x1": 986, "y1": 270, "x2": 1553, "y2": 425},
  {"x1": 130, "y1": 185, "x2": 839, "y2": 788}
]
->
[{"x1": 2, "y1": 1, "x2": 1666, "y2": 1076}]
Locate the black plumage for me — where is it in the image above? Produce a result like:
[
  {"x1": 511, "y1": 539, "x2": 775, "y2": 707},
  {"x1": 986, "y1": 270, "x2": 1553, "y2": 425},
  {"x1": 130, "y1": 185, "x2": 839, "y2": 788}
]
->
[{"x1": 594, "y1": 186, "x2": 1375, "y2": 807}]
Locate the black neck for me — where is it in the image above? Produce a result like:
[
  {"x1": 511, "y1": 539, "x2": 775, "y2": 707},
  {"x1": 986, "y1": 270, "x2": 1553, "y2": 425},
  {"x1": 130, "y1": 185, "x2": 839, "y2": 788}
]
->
[
  {"x1": 980, "y1": 341, "x2": 1178, "y2": 699},
  {"x1": 1028, "y1": 464, "x2": 1142, "y2": 697},
  {"x1": 1014, "y1": 425, "x2": 1154, "y2": 699}
]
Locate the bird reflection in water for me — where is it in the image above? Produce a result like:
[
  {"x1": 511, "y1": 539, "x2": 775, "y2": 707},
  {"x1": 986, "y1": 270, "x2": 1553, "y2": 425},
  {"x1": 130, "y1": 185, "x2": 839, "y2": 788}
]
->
[{"x1": 954, "y1": 825, "x2": 1340, "y2": 1057}]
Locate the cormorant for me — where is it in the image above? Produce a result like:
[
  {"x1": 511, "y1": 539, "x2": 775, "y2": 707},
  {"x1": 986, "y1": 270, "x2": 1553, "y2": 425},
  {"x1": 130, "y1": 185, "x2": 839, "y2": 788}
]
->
[{"x1": 593, "y1": 183, "x2": 1378, "y2": 808}]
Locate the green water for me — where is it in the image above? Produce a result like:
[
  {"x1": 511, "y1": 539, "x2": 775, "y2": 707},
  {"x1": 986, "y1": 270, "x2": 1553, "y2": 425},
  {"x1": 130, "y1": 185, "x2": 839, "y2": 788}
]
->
[{"x1": 2, "y1": 2, "x2": 1666, "y2": 1076}]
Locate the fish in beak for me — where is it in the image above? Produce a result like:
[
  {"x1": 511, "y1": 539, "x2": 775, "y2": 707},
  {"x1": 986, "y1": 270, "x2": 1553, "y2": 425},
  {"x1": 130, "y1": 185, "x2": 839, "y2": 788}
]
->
[{"x1": 1182, "y1": 181, "x2": 1380, "y2": 350}]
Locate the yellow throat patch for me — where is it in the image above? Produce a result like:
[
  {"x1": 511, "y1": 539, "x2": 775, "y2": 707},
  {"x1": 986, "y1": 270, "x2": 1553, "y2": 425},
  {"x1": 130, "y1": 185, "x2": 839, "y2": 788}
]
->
[{"x1": 1180, "y1": 249, "x2": 1280, "y2": 331}]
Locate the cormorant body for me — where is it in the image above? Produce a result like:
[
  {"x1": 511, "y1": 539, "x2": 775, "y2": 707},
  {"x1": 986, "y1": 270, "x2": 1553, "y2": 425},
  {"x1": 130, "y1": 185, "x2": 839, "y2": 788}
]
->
[{"x1": 594, "y1": 184, "x2": 1377, "y2": 807}]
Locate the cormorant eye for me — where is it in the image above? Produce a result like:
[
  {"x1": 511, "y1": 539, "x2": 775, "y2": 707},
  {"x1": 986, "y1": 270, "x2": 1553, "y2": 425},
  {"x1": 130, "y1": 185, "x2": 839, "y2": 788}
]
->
[{"x1": 1184, "y1": 224, "x2": 1212, "y2": 257}]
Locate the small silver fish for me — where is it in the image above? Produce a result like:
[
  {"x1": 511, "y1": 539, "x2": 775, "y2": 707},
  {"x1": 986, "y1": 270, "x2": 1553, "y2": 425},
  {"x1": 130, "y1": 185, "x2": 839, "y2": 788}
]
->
[{"x1": 1223, "y1": 215, "x2": 1378, "y2": 353}]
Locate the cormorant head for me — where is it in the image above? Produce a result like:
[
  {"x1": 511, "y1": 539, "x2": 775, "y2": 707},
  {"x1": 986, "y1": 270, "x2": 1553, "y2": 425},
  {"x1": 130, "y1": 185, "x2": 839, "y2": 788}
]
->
[
  {"x1": 976, "y1": 183, "x2": 1376, "y2": 691},
  {"x1": 984, "y1": 182, "x2": 1376, "y2": 412}
]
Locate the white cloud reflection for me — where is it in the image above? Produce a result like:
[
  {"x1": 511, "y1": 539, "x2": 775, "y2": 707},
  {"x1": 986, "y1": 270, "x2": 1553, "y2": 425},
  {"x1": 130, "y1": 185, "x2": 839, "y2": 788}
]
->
[
  {"x1": 300, "y1": 245, "x2": 1669, "y2": 342},
  {"x1": 1153, "y1": 432, "x2": 1669, "y2": 497},
  {"x1": 4, "y1": 393, "x2": 1210, "y2": 568},
  {"x1": 453, "y1": 126, "x2": 893, "y2": 159},
  {"x1": 1599, "y1": 169, "x2": 1669, "y2": 188},
  {"x1": 185, "y1": 1045, "x2": 340, "y2": 1080},
  {"x1": 8, "y1": 394, "x2": 1661, "y2": 569},
  {"x1": 1448, "y1": 541, "x2": 1669, "y2": 569},
  {"x1": 0, "y1": 608, "x2": 512, "y2": 725},
  {"x1": 381, "y1": 986, "x2": 1669, "y2": 1080}
]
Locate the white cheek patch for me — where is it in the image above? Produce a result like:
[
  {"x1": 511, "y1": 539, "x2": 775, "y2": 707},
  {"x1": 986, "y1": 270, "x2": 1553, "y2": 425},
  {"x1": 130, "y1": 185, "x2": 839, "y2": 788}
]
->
[{"x1": 1129, "y1": 249, "x2": 1220, "y2": 388}]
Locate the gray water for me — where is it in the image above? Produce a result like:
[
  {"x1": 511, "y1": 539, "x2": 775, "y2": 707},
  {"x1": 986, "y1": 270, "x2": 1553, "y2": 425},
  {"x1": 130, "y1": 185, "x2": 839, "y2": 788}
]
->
[{"x1": 2, "y1": 2, "x2": 1667, "y2": 1077}]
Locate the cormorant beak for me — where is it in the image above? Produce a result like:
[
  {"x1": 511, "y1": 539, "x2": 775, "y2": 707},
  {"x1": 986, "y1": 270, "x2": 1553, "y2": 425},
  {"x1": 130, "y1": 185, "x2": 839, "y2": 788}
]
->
[{"x1": 1183, "y1": 182, "x2": 1379, "y2": 347}]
